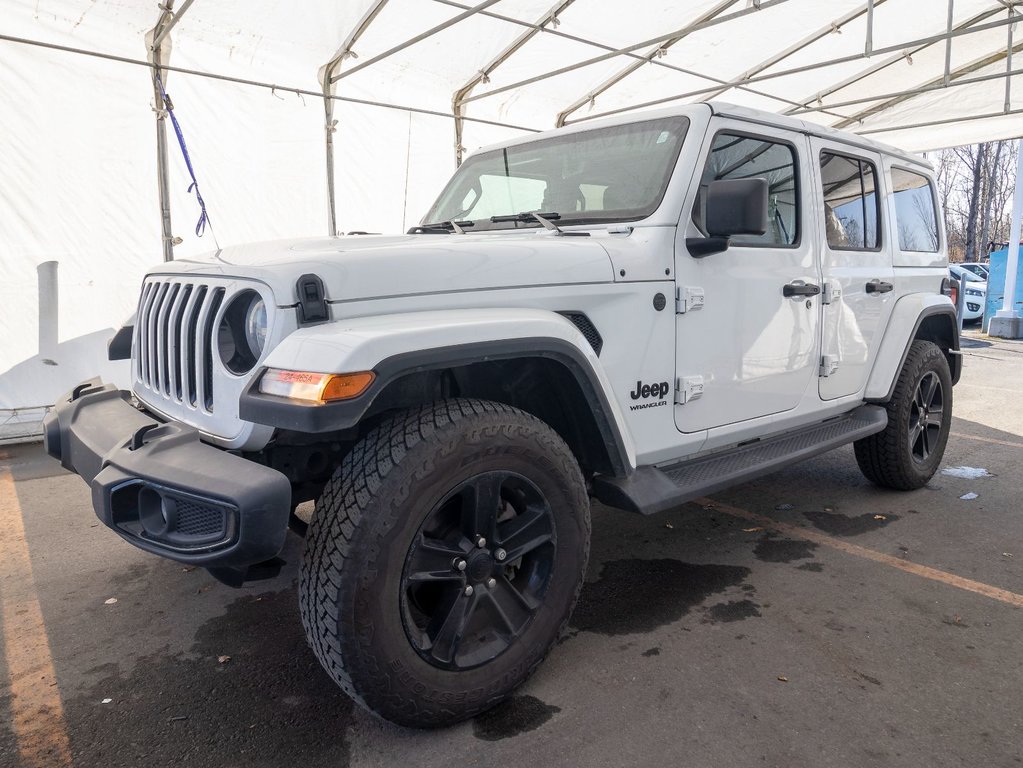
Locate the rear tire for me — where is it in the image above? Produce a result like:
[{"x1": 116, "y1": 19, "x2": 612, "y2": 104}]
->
[
  {"x1": 299, "y1": 399, "x2": 590, "y2": 727},
  {"x1": 855, "y1": 340, "x2": 952, "y2": 490}
]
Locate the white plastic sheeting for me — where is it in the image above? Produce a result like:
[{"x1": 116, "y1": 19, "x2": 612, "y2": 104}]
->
[{"x1": 1, "y1": 0, "x2": 1021, "y2": 427}]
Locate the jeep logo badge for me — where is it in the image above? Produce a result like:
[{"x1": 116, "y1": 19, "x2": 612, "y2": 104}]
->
[{"x1": 630, "y1": 380, "x2": 670, "y2": 400}]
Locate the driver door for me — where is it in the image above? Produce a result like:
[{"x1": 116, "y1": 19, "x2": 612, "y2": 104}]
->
[{"x1": 674, "y1": 123, "x2": 821, "y2": 435}]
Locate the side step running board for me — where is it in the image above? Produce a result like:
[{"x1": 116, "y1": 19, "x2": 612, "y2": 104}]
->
[{"x1": 592, "y1": 405, "x2": 887, "y2": 515}]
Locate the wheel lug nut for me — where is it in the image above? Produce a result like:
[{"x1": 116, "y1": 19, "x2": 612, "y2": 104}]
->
[
  {"x1": 476, "y1": 536, "x2": 487, "y2": 548},
  {"x1": 495, "y1": 548, "x2": 507, "y2": 561},
  {"x1": 454, "y1": 559, "x2": 467, "y2": 571},
  {"x1": 464, "y1": 585, "x2": 474, "y2": 596},
  {"x1": 486, "y1": 578, "x2": 496, "y2": 589}
]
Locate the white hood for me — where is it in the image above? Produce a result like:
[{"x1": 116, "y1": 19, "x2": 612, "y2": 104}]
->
[{"x1": 145, "y1": 233, "x2": 617, "y2": 306}]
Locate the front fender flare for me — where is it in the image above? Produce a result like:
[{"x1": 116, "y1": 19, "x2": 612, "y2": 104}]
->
[{"x1": 239, "y1": 308, "x2": 635, "y2": 475}]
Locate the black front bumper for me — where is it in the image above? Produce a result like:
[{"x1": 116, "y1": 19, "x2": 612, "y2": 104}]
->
[{"x1": 44, "y1": 379, "x2": 292, "y2": 576}]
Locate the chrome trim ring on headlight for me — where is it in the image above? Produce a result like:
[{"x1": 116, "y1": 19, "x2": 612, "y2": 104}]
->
[{"x1": 218, "y1": 290, "x2": 267, "y2": 375}]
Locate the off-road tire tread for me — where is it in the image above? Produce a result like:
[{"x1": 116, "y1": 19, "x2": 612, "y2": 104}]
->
[
  {"x1": 299, "y1": 398, "x2": 589, "y2": 727},
  {"x1": 854, "y1": 340, "x2": 952, "y2": 490}
]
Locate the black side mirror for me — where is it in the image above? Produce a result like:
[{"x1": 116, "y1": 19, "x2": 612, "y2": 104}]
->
[{"x1": 688, "y1": 177, "x2": 769, "y2": 258}]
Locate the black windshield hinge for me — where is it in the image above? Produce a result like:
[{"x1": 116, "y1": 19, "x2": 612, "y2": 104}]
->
[{"x1": 296, "y1": 274, "x2": 329, "y2": 325}]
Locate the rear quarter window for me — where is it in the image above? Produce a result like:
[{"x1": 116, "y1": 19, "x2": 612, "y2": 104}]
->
[{"x1": 891, "y1": 167, "x2": 939, "y2": 253}]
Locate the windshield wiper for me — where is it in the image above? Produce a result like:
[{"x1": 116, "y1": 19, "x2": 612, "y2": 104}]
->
[
  {"x1": 490, "y1": 211, "x2": 561, "y2": 226},
  {"x1": 489, "y1": 211, "x2": 588, "y2": 237},
  {"x1": 407, "y1": 220, "x2": 474, "y2": 235}
]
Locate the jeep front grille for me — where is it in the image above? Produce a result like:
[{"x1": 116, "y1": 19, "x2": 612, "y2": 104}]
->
[{"x1": 135, "y1": 278, "x2": 226, "y2": 413}]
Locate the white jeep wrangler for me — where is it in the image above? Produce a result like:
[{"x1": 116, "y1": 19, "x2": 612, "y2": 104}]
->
[{"x1": 46, "y1": 102, "x2": 960, "y2": 727}]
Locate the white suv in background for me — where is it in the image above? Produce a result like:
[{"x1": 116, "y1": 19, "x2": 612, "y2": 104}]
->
[{"x1": 950, "y1": 264, "x2": 987, "y2": 322}]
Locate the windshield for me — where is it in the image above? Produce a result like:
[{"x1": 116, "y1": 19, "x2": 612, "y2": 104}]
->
[
  {"x1": 422, "y1": 116, "x2": 689, "y2": 230},
  {"x1": 953, "y1": 267, "x2": 984, "y2": 283}
]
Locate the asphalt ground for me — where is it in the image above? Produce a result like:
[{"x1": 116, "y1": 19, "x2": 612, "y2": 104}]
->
[{"x1": 1, "y1": 329, "x2": 1021, "y2": 768}]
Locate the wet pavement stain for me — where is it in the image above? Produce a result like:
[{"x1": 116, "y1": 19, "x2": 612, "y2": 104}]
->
[
  {"x1": 857, "y1": 672, "x2": 883, "y2": 687},
  {"x1": 797, "y1": 562, "x2": 825, "y2": 572},
  {"x1": 570, "y1": 559, "x2": 750, "y2": 635},
  {"x1": 753, "y1": 536, "x2": 818, "y2": 563},
  {"x1": 473, "y1": 695, "x2": 560, "y2": 741},
  {"x1": 703, "y1": 599, "x2": 762, "y2": 623},
  {"x1": 66, "y1": 586, "x2": 353, "y2": 768},
  {"x1": 803, "y1": 510, "x2": 900, "y2": 536}
]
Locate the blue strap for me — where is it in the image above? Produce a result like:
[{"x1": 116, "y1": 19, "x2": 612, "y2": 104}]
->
[{"x1": 155, "y1": 74, "x2": 210, "y2": 238}]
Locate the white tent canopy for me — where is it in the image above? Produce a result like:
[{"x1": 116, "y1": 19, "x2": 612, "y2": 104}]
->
[{"x1": 2, "y1": 0, "x2": 1022, "y2": 433}]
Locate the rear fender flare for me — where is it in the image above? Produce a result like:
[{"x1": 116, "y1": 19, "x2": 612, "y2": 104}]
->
[{"x1": 865, "y1": 295, "x2": 960, "y2": 402}]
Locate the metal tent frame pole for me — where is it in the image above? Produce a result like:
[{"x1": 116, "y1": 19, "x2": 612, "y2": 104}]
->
[
  {"x1": 145, "y1": 0, "x2": 198, "y2": 261},
  {"x1": 320, "y1": 0, "x2": 390, "y2": 237},
  {"x1": 452, "y1": 0, "x2": 575, "y2": 164},
  {"x1": 146, "y1": 4, "x2": 181, "y2": 262},
  {"x1": 554, "y1": 0, "x2": 735, "y2": 128},
  {"x1": 331, "y1": 0, "x2": 502, "y2": 83}
]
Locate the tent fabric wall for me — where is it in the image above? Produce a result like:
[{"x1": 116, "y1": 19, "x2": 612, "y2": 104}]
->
[{"x1": 1, "y1": 0, "x2": 1021, "y2": 427}]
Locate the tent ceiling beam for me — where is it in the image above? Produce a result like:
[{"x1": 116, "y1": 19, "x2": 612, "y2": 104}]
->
[
  {"x1": 786, "y1": 64, "x2": 1023, "y2": 117},
  {"x1": 864, "y1": 0, "x2": 875, "y2": 55},
  {"x1": 944, "y1": 0, "x2": 955, "y2": 85},
  {"x1": 439, "y1": 0, "x2": 821, "y2": 125},
  {"x1": 1005, "y1": 4, "x2": 1015, "y2": 110},
  {"x1": 692, "y1": 0, "x2": 888, "y2": 104},
  {"x1": 0, "y1": 32, "x2": 542, "y2": 133},
  {"x1": 459, "y1": 0, "x2": 792, "y2": 105},
  {"x1": 553, "y1": 0, "x2": 736, "y2": 128},
  {"x1": 452, "y1": 0, "x2": 575, "y2": 164},
  {"x1": 332, "y1": 0, "x2": 503, "y2": 83},
  {"x1": 858, "y1": 104, "x2": 1023, "y2": 136},
  {"x1": 831, "y1": 40, "x2": 1023, "y2": 129},
  {"x1": 781, "y1": 5, "x2": 1004, "y2": 116},
  {"x1": 562, "y1": 10, "x2": 1022, "y2": 125}
]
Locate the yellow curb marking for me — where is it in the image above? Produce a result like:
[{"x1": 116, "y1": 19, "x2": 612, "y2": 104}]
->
[
  {"x1": 950, "y1": 431, "x2": 1023, "y2": 449},
  {"x1": 697, "y1": 497, "x2": 1023, "y2": 609}
]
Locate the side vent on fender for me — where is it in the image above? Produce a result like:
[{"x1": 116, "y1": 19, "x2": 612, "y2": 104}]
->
[{"x1": 559, "y1": 312, "x2": 603, "y2": 356}]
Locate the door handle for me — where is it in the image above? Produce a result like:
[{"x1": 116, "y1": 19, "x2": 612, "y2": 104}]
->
[
  {"x1": 866, "y1": 280, "x2": 894, "y2": 294},
  {"x1": 782, "y1": 282, "x2": 821, "y2": 298}
]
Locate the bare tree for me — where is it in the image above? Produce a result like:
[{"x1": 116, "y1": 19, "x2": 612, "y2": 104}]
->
[
  {"x1": 954, "y1": 142, "x2": 987, "y2": 262},
  {"x1": 935, "y1": 140, "x2": 1018, "y2": 262}
]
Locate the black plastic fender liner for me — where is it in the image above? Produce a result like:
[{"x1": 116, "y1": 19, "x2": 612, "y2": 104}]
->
[
  {"x1": 45, "y1": 380, "x2": 292, "y2": 571},
  {"x1": 239, "y1": 336, "x2": 633, "y2": 478}
]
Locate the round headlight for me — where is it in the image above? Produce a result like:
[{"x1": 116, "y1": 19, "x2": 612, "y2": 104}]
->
[
  {"x1": 218, "y1": 290, "x2": 268, "y2": 374},
  {"x1": 244, "y1": 296, "x2": 268, "y2": 358}
]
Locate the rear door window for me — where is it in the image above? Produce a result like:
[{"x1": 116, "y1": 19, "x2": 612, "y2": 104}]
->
[{"x1": 820, "y1": 152, "x2": 880, "y2": 250}]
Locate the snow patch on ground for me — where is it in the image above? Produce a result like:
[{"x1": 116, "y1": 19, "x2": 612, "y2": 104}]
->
[{"x1": 941, "y1": 466, "x2": 992, "y2": 479}]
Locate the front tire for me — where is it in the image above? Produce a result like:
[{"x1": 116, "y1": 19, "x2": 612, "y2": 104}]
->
[
  {"x1": 855, "y1": 340, "x2": 953, "y2": 490},
  {"x1": 299, "y1": 399, "x2": 590, "y2": 727}
]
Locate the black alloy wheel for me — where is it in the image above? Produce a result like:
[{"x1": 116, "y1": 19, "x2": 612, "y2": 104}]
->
[
  {"x1": 909, "y1": 371, "x2": 944, "y2": 464},
  {"x1": 401, "y1": 471, "x2": 556, "y2": 670}
]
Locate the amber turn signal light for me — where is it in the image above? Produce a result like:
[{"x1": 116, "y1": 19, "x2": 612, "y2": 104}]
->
[{"x1": 259, "y1": 368, "x2": 375, "y2": 402}]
